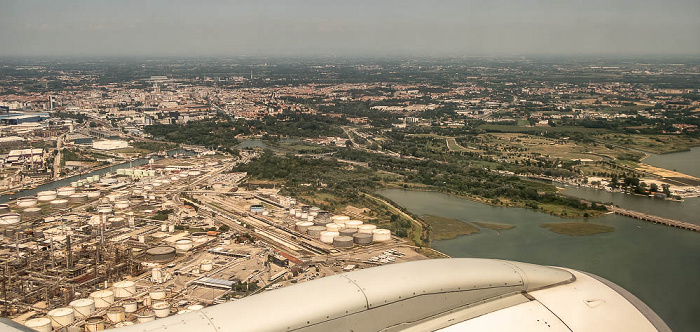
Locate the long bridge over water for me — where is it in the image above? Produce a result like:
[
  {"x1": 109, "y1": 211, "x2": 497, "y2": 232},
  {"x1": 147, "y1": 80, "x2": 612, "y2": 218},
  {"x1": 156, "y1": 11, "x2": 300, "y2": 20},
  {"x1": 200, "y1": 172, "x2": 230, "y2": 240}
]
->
[{"x1": 609, "y1": 206, "x2": 700, "y2": 232}]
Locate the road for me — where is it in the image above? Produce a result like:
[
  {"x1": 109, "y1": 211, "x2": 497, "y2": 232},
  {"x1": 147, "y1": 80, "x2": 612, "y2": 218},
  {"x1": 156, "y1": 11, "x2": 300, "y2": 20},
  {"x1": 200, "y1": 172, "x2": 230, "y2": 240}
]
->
[{"x1": 53, "y1": 134, "x2": 65, "y2": 179}]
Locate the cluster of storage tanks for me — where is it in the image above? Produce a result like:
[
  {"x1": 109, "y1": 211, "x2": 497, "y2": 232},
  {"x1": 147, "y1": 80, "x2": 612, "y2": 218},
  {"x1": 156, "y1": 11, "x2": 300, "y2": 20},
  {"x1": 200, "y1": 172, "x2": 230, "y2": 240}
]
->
[
  {"x1": 69, "y1": 175, "x2": 101, "y2": 188},
  {"x1": 24, "y1": 280, "x2": 204, "y2": 331},
  {"x1": 117, "y1": 167, "x2": 203, "y2": 181},
  {"x1": 0, "y1": 186, "x2": 107, "y2": 231},
  {"x1": 116, "y1": 169, "x2": 157, "y2": 178},
  {"x1": 294, "y1": 212, "x2": 391, "y2": 248}
]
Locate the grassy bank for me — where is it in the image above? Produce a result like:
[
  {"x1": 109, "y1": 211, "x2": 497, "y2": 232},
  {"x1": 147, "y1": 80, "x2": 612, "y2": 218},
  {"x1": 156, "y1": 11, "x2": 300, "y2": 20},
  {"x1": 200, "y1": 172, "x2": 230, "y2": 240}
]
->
[
  {"x1": 472, "y1": 221, "x2": 516, "y2": 231},
  {"x1": 541, "y1": 222, "x2": 614, "y2": 236},
  {"x1": 422, "y1": 214, "x2": 479, "y2": 241}
]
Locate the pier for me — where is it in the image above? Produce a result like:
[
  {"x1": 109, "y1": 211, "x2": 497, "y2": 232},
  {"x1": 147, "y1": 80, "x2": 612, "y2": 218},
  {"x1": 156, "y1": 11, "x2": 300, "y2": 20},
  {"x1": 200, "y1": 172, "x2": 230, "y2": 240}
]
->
[{"x1": 610, "y1": 206, "x2": 700, "y2": 232}]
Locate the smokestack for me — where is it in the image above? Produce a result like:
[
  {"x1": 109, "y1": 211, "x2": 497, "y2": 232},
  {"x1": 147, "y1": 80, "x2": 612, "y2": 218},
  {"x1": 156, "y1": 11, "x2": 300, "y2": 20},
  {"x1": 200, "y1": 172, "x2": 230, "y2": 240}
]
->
[{"x1": 66, "y1": 235, "x2": 73, "y2": 269}]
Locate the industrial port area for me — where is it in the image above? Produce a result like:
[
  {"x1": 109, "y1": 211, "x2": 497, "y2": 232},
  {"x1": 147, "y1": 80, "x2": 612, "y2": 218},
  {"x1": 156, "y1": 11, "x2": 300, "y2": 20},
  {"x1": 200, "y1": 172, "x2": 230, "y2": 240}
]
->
[{"x1": 0, "y1": 150, "x2": 426, "y2": 332}]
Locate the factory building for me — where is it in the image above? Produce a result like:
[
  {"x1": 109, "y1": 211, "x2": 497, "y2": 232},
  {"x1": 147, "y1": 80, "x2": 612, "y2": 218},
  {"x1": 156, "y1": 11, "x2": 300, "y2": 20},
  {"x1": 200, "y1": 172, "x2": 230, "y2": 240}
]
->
[{"x1": 0, "y1": 112, "x2": 50, "y2": 125}]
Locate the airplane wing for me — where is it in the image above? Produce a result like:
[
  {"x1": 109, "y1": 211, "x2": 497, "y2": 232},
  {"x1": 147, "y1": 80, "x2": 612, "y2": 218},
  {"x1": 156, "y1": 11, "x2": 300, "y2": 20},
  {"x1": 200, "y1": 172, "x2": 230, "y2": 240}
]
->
[{"x1": 3, "y1": 258, "x2": 670, "y2": 332}]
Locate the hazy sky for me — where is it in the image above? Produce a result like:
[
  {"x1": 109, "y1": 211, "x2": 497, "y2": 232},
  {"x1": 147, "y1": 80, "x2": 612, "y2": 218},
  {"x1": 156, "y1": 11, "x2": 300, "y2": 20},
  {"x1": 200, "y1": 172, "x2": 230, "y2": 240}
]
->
[{"x1": 1, "y1": 0, "x2": 698, "y2": 57}]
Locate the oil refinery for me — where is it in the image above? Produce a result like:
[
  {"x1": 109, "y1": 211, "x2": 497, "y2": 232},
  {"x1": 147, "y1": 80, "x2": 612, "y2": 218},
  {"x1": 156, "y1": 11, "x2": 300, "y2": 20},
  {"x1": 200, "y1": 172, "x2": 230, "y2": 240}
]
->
[{"x1": 0, "y1": 150, "x2": 427, "y2": 331}]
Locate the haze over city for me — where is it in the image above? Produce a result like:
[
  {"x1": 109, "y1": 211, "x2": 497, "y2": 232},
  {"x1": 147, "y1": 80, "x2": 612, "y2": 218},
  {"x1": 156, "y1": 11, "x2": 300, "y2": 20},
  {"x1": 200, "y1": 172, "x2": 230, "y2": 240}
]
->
[{"x1": 1, "y1": 0, "x2": 700, "y2": 57}]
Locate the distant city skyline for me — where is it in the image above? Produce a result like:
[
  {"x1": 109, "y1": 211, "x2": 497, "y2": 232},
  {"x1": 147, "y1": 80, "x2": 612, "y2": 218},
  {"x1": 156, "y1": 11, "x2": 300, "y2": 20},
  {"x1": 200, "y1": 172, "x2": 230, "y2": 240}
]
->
[{"x1": 1, "y1": 0, "x2": 699, "y2": 57}]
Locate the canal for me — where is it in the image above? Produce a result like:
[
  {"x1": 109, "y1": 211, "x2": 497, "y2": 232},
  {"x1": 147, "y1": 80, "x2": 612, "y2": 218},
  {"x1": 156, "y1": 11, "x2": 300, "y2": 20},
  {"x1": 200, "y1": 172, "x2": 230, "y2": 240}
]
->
[
  {"x1": 0, "y1": 149, "x2": 194, "y2": 204},
  {"x1": 378, "y1": 188, "x2": 700, "y2": 331}
]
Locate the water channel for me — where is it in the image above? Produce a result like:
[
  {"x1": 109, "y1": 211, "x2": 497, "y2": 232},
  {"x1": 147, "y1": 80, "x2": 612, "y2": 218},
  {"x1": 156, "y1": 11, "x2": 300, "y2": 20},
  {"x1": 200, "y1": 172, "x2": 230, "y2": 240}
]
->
[{"x1": 0, "y1": 149, "x2": 194, "y2": 204}]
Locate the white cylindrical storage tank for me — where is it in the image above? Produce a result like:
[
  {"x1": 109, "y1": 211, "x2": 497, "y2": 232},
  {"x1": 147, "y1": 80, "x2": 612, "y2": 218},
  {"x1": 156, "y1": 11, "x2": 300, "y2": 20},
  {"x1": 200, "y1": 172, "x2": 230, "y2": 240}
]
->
[
  {"x1": 152, "y1": 302, "x2": 171, "y2": 318},
  {"x1": 22, "y1": 207, "x2": 42, "y2": 219},
  {"x1": 24, "y1": 317, "x2": 52, "y2": 332},
  {"x1": 122, "y1": 299, "x2": 138, "y2": 313},
  {"x1": 112, "y1": 280, "x2": 136, "y2": 298},
  {"x1": 307, "y1": 215, "x2": 314, "y2": 222},
  {"x1": 149, "y1": 288, "x2": 166, "y2": 300},
  {"x1": 295, "y1": 212, "x2": 302, "y2": 219},
  {"x1": 160, "y1": 223, "x2": 168, "y2": 232},
  {"x1": 57, "y1": 186, "x2": 76, "y2": 197},
  {"x1": 346, "y1": 220, "x2": 363, "y2": 229},
  {"x1": 137, "y1": 310, "x2": 156, "y2": 323},
  {"x1": 106, "y1": 306, "x2": 125, "y2": 323},
  {"x1": 326, "y1": 223, "x2": 341, "y2": 232},
  {"x1": 69, "y1": 193, "x2": 88, "y2": 204},
  {"x1": 50, "y1": 199, "x2": 69, "y2": 209},
  {"x1": 168, "y1": 224, "x2": 175, "y2": 233},
  {"x1": 115, "y1": 200, "x2": 129, "y2": 209},
  {"x1": 358, "y1": 224, "x2": 377, "y2": 234},
  {"x1": 372, "y1": 229, "x2": 391, "y2": 242},
  {"x1": 114, "y1": 322, "x2": 134, "y2": 328},
  {"x1": 47, "y1": 307, "x2": 75, "y2": 329},
  {"x1": 288, "y1": 208, "x2": 296, "y2": 216},
  {"x1": 301, "y1": 212, "x2": 308, "y2": 219},
  {"x1": 90, "y1": 290, "x2": 114, "y2": 309},
  {"x1": 97, "y1": 204, "x2": 112, "y2": 214},
  {"x1": 175, "y1": 239, "x2": 193, "y2": 251},
  {"x1": 151, "y1": 268, "x2": 162, "y2": 283},
  {"x1": 200, "y1": 260, "x2": 213, "y2": 272},
  {"x1": 84, "y1": 316, "x2": 105, "y2": 331},
  {"x1": 0, "y1": 213, "x2": 21, "y2": 225},
  {"x1": 69, "y1": 298, "x2": 96, "y2": 318},
  {"x1": 37, "y1": 191, "x2": 57, "y2": 202},
  {"x1": 16, "y1": 197, "x2": 38, "y2": 208},
  {"x1": 85, "y1": 190, "x2": 101, "y2": 199},
  {"x1": 331, "y1": 215, "x2": 350, "y2": 223},
  {"x1": 295, "y1": 221, "x2": 314, "y2": 233},
  {"x1": 319, "y1": 231, "x2": 339, "y2": 244}
]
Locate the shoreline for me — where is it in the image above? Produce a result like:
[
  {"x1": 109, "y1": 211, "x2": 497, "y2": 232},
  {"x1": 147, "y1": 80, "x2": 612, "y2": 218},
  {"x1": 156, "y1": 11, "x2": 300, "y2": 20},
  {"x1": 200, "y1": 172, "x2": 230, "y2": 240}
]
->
[{"x1": 382, "y1": 185, "x2": 606, "y2": 220}]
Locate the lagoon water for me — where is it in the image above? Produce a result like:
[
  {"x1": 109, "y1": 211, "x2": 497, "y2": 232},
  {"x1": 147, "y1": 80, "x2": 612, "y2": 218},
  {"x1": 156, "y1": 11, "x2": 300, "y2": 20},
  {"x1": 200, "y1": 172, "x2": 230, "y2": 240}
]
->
[
  {"x1": 378, "y1": 188, "x2": 700, "y2": 331},
  {"x1": 643, "y1": 147, "x2": 700, "y2": 178}
]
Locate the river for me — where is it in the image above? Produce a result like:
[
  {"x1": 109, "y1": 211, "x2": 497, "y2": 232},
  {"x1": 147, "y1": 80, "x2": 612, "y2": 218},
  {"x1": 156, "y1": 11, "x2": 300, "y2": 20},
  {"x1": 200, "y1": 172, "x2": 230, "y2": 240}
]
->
[
  {"x1": 378, "y1": 188, "x2": 700, "y2": 331},
  {"x1": 0, "y1": 149, "x2": 195, "y2": 204}
]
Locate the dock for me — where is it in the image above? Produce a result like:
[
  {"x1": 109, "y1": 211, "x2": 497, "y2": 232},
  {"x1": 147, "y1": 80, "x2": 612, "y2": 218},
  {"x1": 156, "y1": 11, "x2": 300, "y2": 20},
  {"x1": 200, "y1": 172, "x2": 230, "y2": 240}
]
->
[{"x1": 610, "y1": 207, "x2": 700, "y2": 232}]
